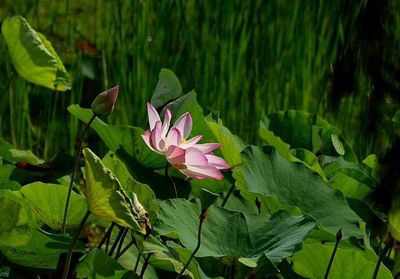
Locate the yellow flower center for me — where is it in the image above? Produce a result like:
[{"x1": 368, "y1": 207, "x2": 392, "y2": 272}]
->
[{"x1": 175, "y1": 163, "x2": 187, "y2": 170}]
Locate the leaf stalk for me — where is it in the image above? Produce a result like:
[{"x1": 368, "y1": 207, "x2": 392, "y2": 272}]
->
[{"x1": 61, "y1": 114, "x2": 96, "y2": 234}]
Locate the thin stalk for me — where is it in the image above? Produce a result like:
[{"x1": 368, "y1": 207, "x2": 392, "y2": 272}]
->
[
  {"x1": 134, "y1": 249, "x2": 142, "y2": 272},
  {"x1": 223, "y1": 264, "x2": 228, "y2": 278},
  {"x1": 324, "y1": 228, "x2": 342, "y2": 279},
  {"x1": 165, "y1": 164, "x2": 178, "y2": 198},
  {"x1": 115, "y1": 228, "x2": 129, "y2": 257},
  {"x1": 139, "y1": 254, "x2": 151, "y2": 279},
  {"x1": 176, "y1": 210, "x2": 207, "y2": 279},
  {"x1": 230, "y1": 262, "x2": 236, "y2": 279},
  {"x1": 372, "y1": 235, "x2": 394, "y2": 279},
  {"x1": 115, "y1": 238, "x2": 136, "y2": 260},
  {"x1": 97, "y1": 222, "x2": 116, "y2": 250},
  {"x1": 61, "y1": 210, "x2": 91, "y2": 279},
  {"x1": 221, "y1": 184, "x2": 235, "y2": 208},
  {"x1": 108, "y1": 227, "x2": 126, "y2": 257},
  {"x1": 61, "y1": 114, "x2": 97, "y2": 234},
  {"x1": 105, "y1": 228, "x2": 112, "y2": 253},
  {"x1": 386, "y1": 244, "x2": 393, "y2": 259},
  {"x1": 7, "y1": 72, "x2": 16, "y2": 145}
]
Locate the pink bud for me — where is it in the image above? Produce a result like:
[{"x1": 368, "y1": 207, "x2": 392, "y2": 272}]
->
[{"x1": 91, "y1": 85, "x2": 119, "y2": 116}]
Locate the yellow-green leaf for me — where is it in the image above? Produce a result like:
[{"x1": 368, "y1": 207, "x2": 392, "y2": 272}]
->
[
  {"x1": 20, "y1": 182, "x2": 87, "y2": 230},
  {"x1": 0, "y1": 190, "x2": 34, "y2": 247},
  {"x1": 1, "y1": 16, "x2": 70, "y2": 91},
  {"x1": 82, "y1": 148, "x2": 141, "y2": 231}
]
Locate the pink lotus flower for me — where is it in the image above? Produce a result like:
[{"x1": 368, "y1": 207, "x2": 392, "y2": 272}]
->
[{"x1": 142, "y1": 103, "x2": 229, "y2": 180}]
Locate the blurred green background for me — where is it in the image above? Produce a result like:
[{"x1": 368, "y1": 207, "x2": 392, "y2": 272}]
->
[{"x1": 0, "y1": 0, "x2": 399, "y2": 160}]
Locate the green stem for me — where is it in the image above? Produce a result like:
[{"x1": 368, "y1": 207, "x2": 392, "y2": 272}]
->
[
  {"x1": 61, "y1": 114, "x2": 96, "y2": 234},
  {"x1": 165, "y1": 164, "x2": 178, "y2": 198},
  {"x1": 324, "y1": 228, "x2": 342, "y2": 279},
  {"x1": 221, "y1": 184, "x2": 235, "y2": 208},
  {"x1": 108, "y1": 227, "x2": 126, "y2": 257},
  {"x1": 97, "y1": 222, "x2": 116, "y2": 250},
  {"x1": 134, "y1": 249, "x2": 142, "y2": 272},
  {"x1": 139, "y1": 254, "x2": 151, "y2": 279},
  {"x1": 223, "y1": 264, "x2": 228, "y2": 277},
  {"x1": 61, "y1": 210, "x2": 91, "y2": 279},
  {"x1": 115, "y1": 228, "x2": 129, "y2": 257},
  {"x1": 372, "y1": 235, "x2": 394, "y2": 279},
  {"x1": 176, "y1": 210, "x2": 207, "y2": 279},
  {"x1": 230, "y1": 262, "x2": 236, "y2": 279},
  {"x1": 115, "y1": 237, "x2": 136, "y2": 260},
  {"x1": 7, "y1": 72, "x2": 16, "y2": 145}
]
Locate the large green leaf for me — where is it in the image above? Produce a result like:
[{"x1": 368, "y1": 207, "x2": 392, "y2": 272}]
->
[
  {"x1": 172, "y1": 246, "x2": 218, "y2": 279},
  {"x1": 0, "y1": 230, "x2": 83, "y2": 270},
  {"x1": 0, "y1": 190, "x2": 34, "y2": 247},
  {"x1": 155, "y1": 199, "x2": 315, "y2": 267},
  {"x1": 329, "y1": 173, "x2": 372, "y2": 200},
  {"x1": 321, "y1": 156, "x2": 375, "y2": 199},
  {"x1": 82, "y1": 148, "x2": 141, "y2": 231},
  {"x1": 289, "y1": 148, "x2": 327, "y2": 181},
  {"x1": 143, "y1": 239, "x2": 195, "y2": 278},
  {"x1": 20, "y1": 182, "x2": 87, "y2": 230},
  {"x1": 0, "y1": 181, "x2": 21, "y2": 190},
  {"x1": 259, "y1": 110, "x2": 357, "y2": 162},
  {"x1": 234, "y1": 146, "x2": 361, "y2": 238},
  {"x1": 292, "y1": 242, "x2": 392, "y2": 279},
  {"x1": 190, "y1": 178, "x2": 232, "y2": 198},
  {"x1": 76, "y1": 249, "x2": 138, "y2": 279},
  {"x1": 321, "y1": 156, "x2": 375, "y2": 188},
  {"x1": 150, "y1": 68, "x2": 182, "y2": 109},
  {"x1": 362, "y1": 154, "x2": 381, "y2": 181},
  {"x1": 389, "y1": 189, "x2": 400, "y2": 241},
  {"x1": 0, "y1": 138, "x2": 43, "y2": 164},
  {"x1": 1, "y1": 16, "x2": 70, "y2": 91}
]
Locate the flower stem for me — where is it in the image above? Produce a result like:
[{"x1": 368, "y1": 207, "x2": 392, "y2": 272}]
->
[
  {"x1": 61, "y1": 210, "x2": 91, "y2": 279},
  {"x1": 139, "y1": 254, "x2": 151, "y2": 279},
  {"x1": 324, "y1": 228, "x2": 342, "y2": 279},
  {"x1": 221, "y1": 184, "x2": 235, "y2": 208},
  {"x1": 61, "y1": 114, "x2": 97, "y2": 234},
  {"x1": 176, "y1": 209, "x2": 207, "y2": 279},
  {"x1": 372, "y1": 234, "x2": 394, "y2": 279},
  {"x1": 165, "y1": 164, "x2": 178, "y2": 198}
]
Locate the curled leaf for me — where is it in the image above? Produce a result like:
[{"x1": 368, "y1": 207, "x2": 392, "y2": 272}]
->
[
  {"x1": 1, "y1": 16, "x2": 71, "y2": 91},
  {"x1": 82, "y1": 148, "x2": 141, "y2": 231}
]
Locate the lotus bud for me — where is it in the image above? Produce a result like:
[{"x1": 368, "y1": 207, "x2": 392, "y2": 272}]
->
[{"x1": 91, "y1": 85, "x2": 119, "y2": 116}]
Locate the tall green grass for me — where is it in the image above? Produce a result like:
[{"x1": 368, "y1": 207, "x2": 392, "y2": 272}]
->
[{"x1": 0, "y1": 0, "x2": 398, "y2": 160}]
